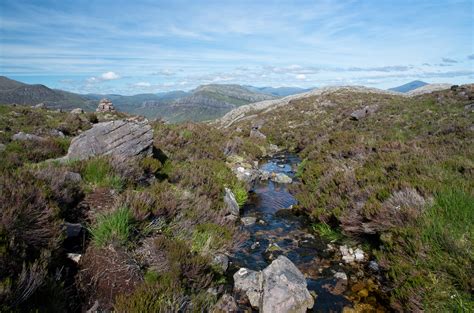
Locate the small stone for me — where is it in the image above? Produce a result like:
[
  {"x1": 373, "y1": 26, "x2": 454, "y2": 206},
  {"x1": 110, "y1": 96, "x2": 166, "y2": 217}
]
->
[
  {"x1": 212, "y1": 294, "x2": 238, "y2": 313},
  {"x1": 12, "y1": 132, "x2": 45, "y2": 142},
  {"x1": 354, "y1": 248, "x2": 365, "y2": 261},
  {"x1": 241, "y1": 216, "x2": 257, "y2": 226},
  {"x1": 358, "y1": 288, "x2": 369, "y2": 298},
  {"x1": 0, "y1": 143, "x2": 5, "y2": 152},
  {"x1": 334, "y1": 272, "x2": 348, "y2": 281},
  {"x1": 250, "y1": 242, "x2": 260, "y2": 250},
  {"x1": 67, "y1": 253, "x2": 82, "y2": 263},
  {"x1": 368, "y1": 260, "x2": 380, "y2": 272}
]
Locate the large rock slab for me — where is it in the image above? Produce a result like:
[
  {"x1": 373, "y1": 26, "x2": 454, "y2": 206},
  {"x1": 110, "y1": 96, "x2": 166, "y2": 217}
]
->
[
  {"x1": 233, "y1": 255, "x2": 314, "y2": 312},
  {"x1": 64, "y1": 118, "x2": 153, "y2": 160}
]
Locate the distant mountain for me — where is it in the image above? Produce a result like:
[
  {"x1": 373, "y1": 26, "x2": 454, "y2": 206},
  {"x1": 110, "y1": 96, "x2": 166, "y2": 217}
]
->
[
  {"x1": 389, "y1": 80, "x2": 428, "y2": 93},
  {"x1": 145, "y1": 84, "x2": 277, "y2": 123},
  {"x1": 0, "y1": 76, "x2": 96, "y2": 110},
  {"x1": 244, "y1": 85, "x2": 313, "y2": 97},
  {"x1": 0, "y1": 76, "x2": 303, "y2": 122}
]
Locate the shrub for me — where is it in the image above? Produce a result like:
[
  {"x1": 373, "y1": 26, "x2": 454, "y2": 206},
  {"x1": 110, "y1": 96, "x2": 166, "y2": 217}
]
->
[
  {"x1": 140, "y1": 156, "x2": 162, "y2": 175},
  {"x1": 82, "y1": 158, "x2": 124, "y2": 190},
  {"x1": 312, "y1": 223, "x2": 343, "y2": 242},
  {"x1": 78, "y1": 245, "x2": 142, "y2": 310},
  {"x1": 90, "y1": 207, "x2": 132, "y2": 247},
  {"x1": 0, "y1": 170, "x2": 62, "y2": 306}
]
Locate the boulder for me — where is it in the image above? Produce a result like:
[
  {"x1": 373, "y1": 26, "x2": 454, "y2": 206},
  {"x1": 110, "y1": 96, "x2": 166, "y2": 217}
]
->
[
  {"x1": 12, "y1": 132, "x2": 45, "y2": 142},
  {"x1": 63, "y1": 118, "x2": 153, "y2": 160},
  {"x1": 233, "y1": 256, "x2": 314, "y2": 312},
  {"x1": 49, "y1": 129, "x2": 65, "y2": 138},
  {"x1": 224, "y1": 187, "x2": 240, "y2": 216},
  {"x1": 350, "y1": 105, "x2": 379, "y2": 121},
  {"x1": 71, "y1": 108, "x2": 84, "y2": 114},
  {"x1": 34, "y1": 103, "x2": 46, "y2": 109},
  {"x1": 96, "y1": 98, "x2": 116, "y2": 112}
]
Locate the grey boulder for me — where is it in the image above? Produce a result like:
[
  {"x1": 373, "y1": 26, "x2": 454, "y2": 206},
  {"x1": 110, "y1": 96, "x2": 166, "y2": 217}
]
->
[
  {"x1": 64, "y1": 118, "x2": 153, "y2": 160},
  {"x1": 12, "y1": 132, "x2": 45, "y2": 142},
  {"x1": 350, "y1": 105, "x2": 379, "y2": 121},
  {"x1": 233, "y1": 256, "x2": 314, "y2": 313},
  {"x1": 224, "y1": 187, "x2": 240, "y2": 216}
]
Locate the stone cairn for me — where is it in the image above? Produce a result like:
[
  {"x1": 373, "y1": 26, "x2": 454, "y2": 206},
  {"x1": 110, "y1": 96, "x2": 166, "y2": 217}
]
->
[{"x1": 96, "y1": 98, "x2": 116, "y2": 112}]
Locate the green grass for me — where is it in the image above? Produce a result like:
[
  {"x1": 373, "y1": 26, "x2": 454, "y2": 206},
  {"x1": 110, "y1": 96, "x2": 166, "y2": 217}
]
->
[
  {"x1": 312, "y1": 222, "x2": 343, "y2": 242},
  {"x1": 191, "y1": 223, "x2": 231, "y2": 253},
  {"x1": 232, "y1": 183, "x2": 248, "y2": 207},
  {"x1": 379, "y1": 187, "x2": 474, "y2": 311},
  {"x1": 90, "y1": 207, "x2": 132, "y2": 247},
  {"x1": 82, "y1": 158, "x2": 124, "y2": 190}
]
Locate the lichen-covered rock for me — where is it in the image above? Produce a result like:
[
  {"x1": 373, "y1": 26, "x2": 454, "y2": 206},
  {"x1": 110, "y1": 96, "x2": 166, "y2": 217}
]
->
[
  {"x1": 64, "y1": 118, "x2": 153, "y2": 160},
  {"x1": 233, "y1": 256, "x2": 314, "y2": 312},
  {"x1": 261, "y1": 256, "x2": 314, "y2": 313},
  {"x1": 71, "y1": 108, "x2": 84, "y2": 114}
]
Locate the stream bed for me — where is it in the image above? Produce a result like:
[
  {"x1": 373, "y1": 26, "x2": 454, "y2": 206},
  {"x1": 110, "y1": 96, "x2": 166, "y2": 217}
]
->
[{"x1": 230, "y1": 153, "x2": 389, "y2": 312}]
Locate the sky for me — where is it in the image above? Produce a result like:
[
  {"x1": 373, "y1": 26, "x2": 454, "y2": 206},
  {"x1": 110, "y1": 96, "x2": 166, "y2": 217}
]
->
[{"x1": 0, "y1": 0, "x2": 473, "y2": 95}]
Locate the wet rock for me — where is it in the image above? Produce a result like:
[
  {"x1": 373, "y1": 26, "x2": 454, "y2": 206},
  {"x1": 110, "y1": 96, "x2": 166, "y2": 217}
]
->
[
  {"x1": 12, "y1": 131, "x2": 45, "y2": 142},
  {"x1": 212, "y1": 294, "x2": 238, "y2": 313},
  {"x1": 224, "y1": 187, "x2": 240, "y2": 216},
  {"x1": 241, "y1": 216, "x2": 257, "y2": 226},
  {"x1": 234, "y1": 166, "x2": 259, "y2": 183},
  {"x1": 264, "y1": 243, "x2": 284, "y2": 262},
  {"x1": 368, "y1": 260, "x2": 380, "y2": 272},
  {"x1": 272, "y1": 172, "x2": 292, "y2": 184},
  {"x1": 63, "y1": 118, "x2": 153, "y2": 161},
  {"x1": 96, "y1": 98, "x2": 116, "y2": 112},
  {"x1": 350, "y1": 105, "x2": 379, "y2": 121},
  {"x1": 71, "y1": 108, "x2": 84, "y2": 114},
  {"x1": 212, "y1": 253, "x2": 229, "y2": 272},
  {"x1": 250, "y1": 242, "x2": 260, "y2": 250},
  {"x1": 65, "y1": 222, "x2": 84, "y2": 238}
]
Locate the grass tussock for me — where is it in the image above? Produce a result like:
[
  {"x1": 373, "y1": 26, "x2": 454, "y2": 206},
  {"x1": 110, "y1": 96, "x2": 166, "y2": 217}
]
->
[
  {"x1": 90, "y1": 207, "x2": 133, "y2": 247},
  {"x1": 82, "y1": 157, "x2": 124, "y2": 190}
]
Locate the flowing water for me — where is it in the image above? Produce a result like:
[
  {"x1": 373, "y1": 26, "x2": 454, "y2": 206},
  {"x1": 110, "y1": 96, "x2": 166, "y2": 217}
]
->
[{"x1": 231, "y1": 153, "x2": 387, "y2": 312}]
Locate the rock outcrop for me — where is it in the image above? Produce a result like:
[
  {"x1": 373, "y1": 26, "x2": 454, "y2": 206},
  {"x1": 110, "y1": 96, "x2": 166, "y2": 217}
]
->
[
  {"x1": 233, "y1": 256, "x2": 314, "y2": 312},
  {"x1": 350, "y1": 105, "x2": 379, "y2": 121},
  {"x1": 96, "y1": 98, "x2": 116, "y2": 112},
  {"x1": 71, "y1": 108, "x2": 84, "y2": 114},
  {"x1": 64, "y1": 118, "x2": 153, "y2": 160}
]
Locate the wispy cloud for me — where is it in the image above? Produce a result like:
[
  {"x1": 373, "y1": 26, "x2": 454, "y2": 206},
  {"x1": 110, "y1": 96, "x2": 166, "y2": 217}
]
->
[{"x1": 1, "y1": 0, "x2": 472, "y2": 93}]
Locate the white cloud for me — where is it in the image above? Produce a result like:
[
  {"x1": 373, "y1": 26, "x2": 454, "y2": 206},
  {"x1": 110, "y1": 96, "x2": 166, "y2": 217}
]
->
[
  {"x1": 296, "y1": 74, "x2": 306, "y2": 80},
  {"x1": 100, "y1": 71, "x2": 120, "y2": 80},
  {"x1": 134, "y1": 81, "x2": 151, "y2": 87}
]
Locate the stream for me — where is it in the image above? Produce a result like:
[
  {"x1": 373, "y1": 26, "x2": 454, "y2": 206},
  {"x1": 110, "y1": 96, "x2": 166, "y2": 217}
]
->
[{"x1": 230, "y1": 153, "x2": 388, "y2": 312}]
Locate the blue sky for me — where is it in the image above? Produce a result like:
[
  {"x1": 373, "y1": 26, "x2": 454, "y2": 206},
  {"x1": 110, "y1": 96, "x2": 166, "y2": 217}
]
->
[{"x1": 0, "y1": 0, "x2": 473, "y2": 95}]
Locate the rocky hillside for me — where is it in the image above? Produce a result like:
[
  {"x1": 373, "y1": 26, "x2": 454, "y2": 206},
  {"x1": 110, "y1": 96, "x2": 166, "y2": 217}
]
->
[{"x1": 220, "y1": 83, "x2": 474, "y2": 311}]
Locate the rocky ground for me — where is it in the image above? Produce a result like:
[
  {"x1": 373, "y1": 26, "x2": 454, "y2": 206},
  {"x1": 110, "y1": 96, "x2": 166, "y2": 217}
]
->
[{"x1": 0, "y1": 83, "x2": 473, "y2": 312}]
